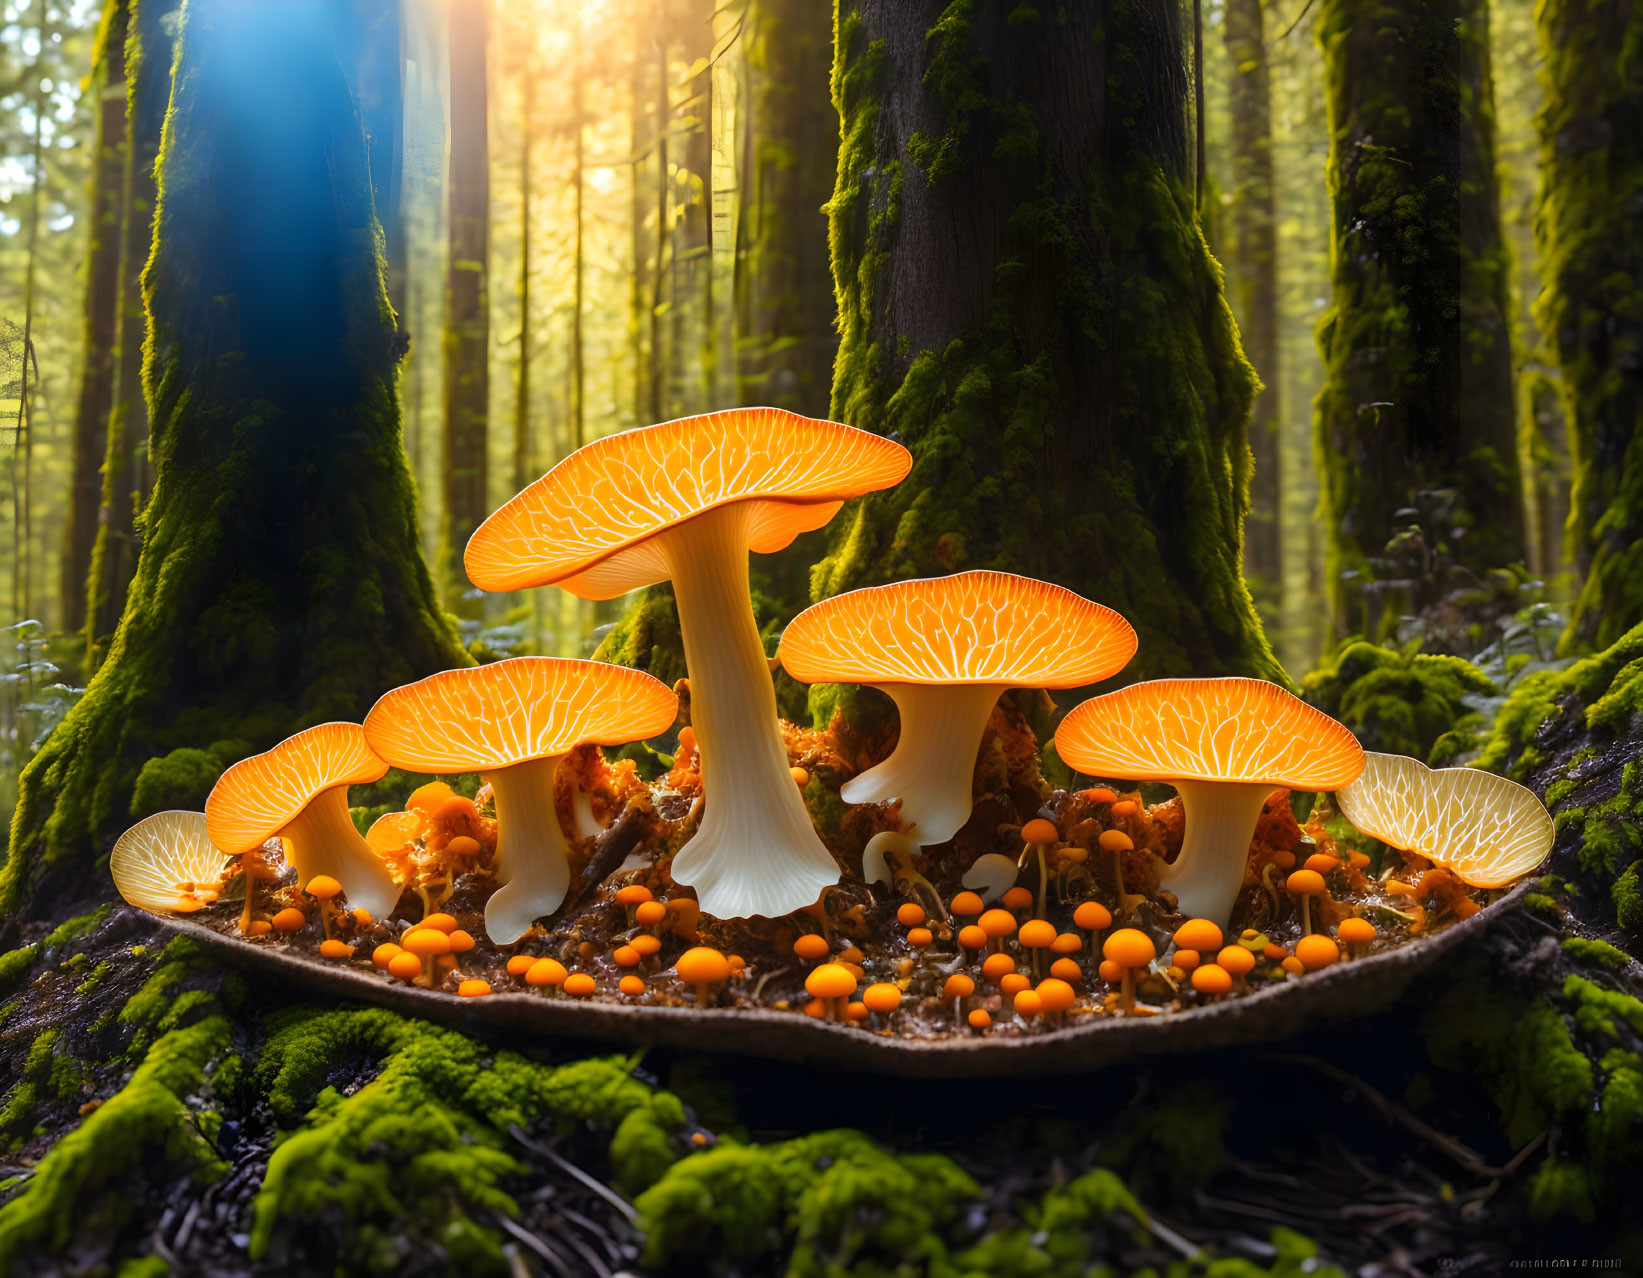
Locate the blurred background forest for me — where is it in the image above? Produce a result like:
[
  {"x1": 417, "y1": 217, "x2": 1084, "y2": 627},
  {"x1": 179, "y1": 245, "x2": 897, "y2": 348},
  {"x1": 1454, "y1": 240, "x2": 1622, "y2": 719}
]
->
[{"x1": 0, "y1": 0, "x2": 1590, "y2": 838}]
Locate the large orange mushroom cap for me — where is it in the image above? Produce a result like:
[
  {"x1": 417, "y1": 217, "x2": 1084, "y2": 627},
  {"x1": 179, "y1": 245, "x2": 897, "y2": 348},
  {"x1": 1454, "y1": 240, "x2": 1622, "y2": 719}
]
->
[
  {"x1": 464, "y1": 409, "x2": 911, "y2": 598},
  {"x1": 1056, "y1": 679, "x2": 1363, "y2": 926},
  {"x1": 1336, "y1": 752, "x2": 1553, "y2": 888},
  {"x1": 363, "y1": 656, "x2": 678, "y2": 773},
  {"x1": 781, "y1": 572, "x2": 1134, "y2": 847},
  {"x1": 1054, "y1": 678, "x2": 1364, "y2": 790},
  {"x1": 110, "y1": 811, "x2": 232, "y2": 915},
  {"x1": 778, "y1": 571, "x2": 1136, "y2": 688},
  {"x1": 206, "y1": 723, "x2": 387, "y2": 854},
  {"x1": 205, "y1": 723, "x2": 396, "y2": 922},
  {"x1": 364, "y1": 657, "x2": 677, "y2": 946}
]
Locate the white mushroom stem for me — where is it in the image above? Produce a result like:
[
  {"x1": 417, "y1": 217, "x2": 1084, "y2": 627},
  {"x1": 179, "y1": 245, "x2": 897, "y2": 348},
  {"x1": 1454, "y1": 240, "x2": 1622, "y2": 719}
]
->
[
  {"x1": 277, "y1": 786, "x2": 399, "y2": 922},
  {"x1": 484, "y1": 754, "x2": 573, "y2": 944},
  {"x1": 840, "y1": 682, "x2": 1007, "y2": 846},
  {"x1": 1157, "y1": 780, "x2": 1278, "y2": 925},
  {"x1": 658, "y1": 502, "x2": 839, "y2": 918}
]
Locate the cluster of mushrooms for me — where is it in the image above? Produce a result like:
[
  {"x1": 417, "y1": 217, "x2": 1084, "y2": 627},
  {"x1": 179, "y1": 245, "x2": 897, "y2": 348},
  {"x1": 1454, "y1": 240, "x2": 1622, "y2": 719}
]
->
[{"x1": 108, "y1": 409, "x2": 1556, "y2": 1033}]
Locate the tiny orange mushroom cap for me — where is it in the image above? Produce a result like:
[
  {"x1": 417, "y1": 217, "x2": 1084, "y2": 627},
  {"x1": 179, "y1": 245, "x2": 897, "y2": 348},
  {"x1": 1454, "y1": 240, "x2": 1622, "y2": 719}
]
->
[
  {"x1": 805, "y1": 962, "x2": 859, "y2": 1021},
  {"x1": 1191, "y1": 964, "x2": 1234, "y2": 995},
  {"x1": 563, "y1": 973, "x2": 597, "y2": 997},
  {"x1": 951, "y1": 891, "x2": 985, "y2": 918},
  {"x1": 364, "y1": 657, "x2": 677, "y2": 945},
  {"x1": 896, "y1": 902, "x2": 927, "y2": 928},
  {"x1": 675, "y1": 946, "x2": 732, "y2": 1007},
  {"x1": 1056, "y1": 678, "x2": 1364, "y2": 925},
  {"x1": 1103, "y1": 928, "x2": 1157, "y2": 1015},
  {"x1": 1173, "y1": 919, "x2": 1223, "y2": 953},
  {"x1": 1295, "y1": 935, "x2": 1340, "y2": 972},
  {"x1": 862, "y1": 983, "x2": 902, "y2": 1014},
  {"x1": 1021, "y1": 818, "x2": 1059, "y2": 845},
  {"x1": 781, "y1": 571, "x2": 1136, "y2": 847},
  {"x1": 388, "y1": 952, "x2": 424, "y2": 982},
  {"x1": 1073, "y1": 901, "x2": 1112, "y2": 932},
  {"x1": 1337, "y1": 916, "x2": 1377, "y2": 956},
  {"x1": 459, "y1": 980, "x2": 492, "y2": 997},
  {"x1": 467, "y1": 409, "x2": 910, "y2": 921},
  {"x1": 619, "y1": 974, "x2": 647, "y2": 997},
  {"x1": 526, "y1": 957, "x2": 568, "y2": 988},
  {"x1": 271, "y1": 907, "x2": 307, "y2": 933},
  {"x1": 793, "y1": 934, "x2": 831, "y2": 962},
  {"x1": 206, "y1": 723, "x2": 397, "y2": 921},
  {"x1": 110, "y1": 811, "x2": 231, "y2": 917},
  {"x1": 1336, "y1": 752, "x2": 1554, "y2": 888}
]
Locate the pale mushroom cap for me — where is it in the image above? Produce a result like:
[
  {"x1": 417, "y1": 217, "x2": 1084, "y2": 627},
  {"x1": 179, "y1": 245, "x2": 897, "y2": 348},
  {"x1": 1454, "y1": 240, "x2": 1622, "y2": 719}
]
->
[
  {"x1": 362, "y1": 657, "x2": 678, "y2": 773},
  {"x1": 111, "y1": 811, "x2": 232, "y2": 915},
  {"x1": 1336, "y1": 752, "x2": 1553, "y2": 888},
  {"x1": 206, "y1": 723, "x2": 388, "y2": 854},
  {"x1": 1055, "y1": 677, "x2": 1364, "y2": 790},
  {"x1": 464, "y1": 409, "x2": 912, "y2": 599},
  {"x1": 778, "y1": 571, "x2": 1138, "y2": 687}
]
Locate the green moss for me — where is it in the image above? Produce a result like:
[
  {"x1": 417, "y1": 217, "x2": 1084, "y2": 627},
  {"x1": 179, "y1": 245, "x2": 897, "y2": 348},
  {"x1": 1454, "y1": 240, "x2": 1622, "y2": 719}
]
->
[
  {"x1": 248, "y1": 1007, "x2": 686, "y2": 1273},
  {"x1": 0, "y1": 948, "x2": 38, "y2": 990},
  {"x1": 0, "y1": 1016, "x2": 230, "y2": 1264},
  {"x1": 1302, "y1": 639, "x2": 1495, "y2": 761},
  {"x1": 42, "y1": 908, "x2": 112, "y2": 952},
  {"x1": 1535, "y1": 0, "x2": 1643, "y2": 650},
  {"x1": 1563, "y1": 974, "x2": 1643, "y2": 1039},
  {"x1": 952, "y1": 1166, "x2": 1149, "y2": 1273},
  {"x1": 1616, "y1": 863, "x2": 1643, "y2": 931},
  {"x1": 129, "y1": 747, "x2": 222, "y2": 817},
  {"x1": 1562, "y1": 937, "x2": 1632, "y2": 970},
  {"x1": 636, "y1": 1128, "x2": 977, "y2": 1274}
]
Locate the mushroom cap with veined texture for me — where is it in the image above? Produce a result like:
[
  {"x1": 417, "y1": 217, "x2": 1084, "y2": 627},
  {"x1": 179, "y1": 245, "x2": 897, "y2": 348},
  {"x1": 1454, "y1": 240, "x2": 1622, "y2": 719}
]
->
[
  {"x1": 1336, "y1": 752, "x2": 1553, "y2": 888},
  {"x1": 362, "y1": 657, "x2": 678, "y2": 772},
  {"x1": 207, "y1": 723, "x2": 388, "y2": 855},
  {"x1": 464, "y1": 409, "x2": 912, "y2": 599},
  {"x1": 1056, "y1": 677, "x2": 1364, "y2": 791},
  {"x1": 111, "y1": 811, "x2": 232, "y2": 914},
  {"x1": 778, "y1": 571, "x2": 1137, "y2": 687}
]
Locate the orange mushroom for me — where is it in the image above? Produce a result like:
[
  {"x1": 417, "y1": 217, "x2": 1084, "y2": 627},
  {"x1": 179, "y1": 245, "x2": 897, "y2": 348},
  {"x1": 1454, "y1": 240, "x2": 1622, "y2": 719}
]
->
[
  {"x1": 1337, "y1": 916, "x2": 1376, "y2": 958},
  {"x1": 402, "y1": 927, "x2": 451, "y2": 985},
  {"x1": 1102, "y1": 928, "x2": 1156, "y2": 1016},
  {"x1": 1056, "y1": 679, "x2": 1363, "y2": 924},
  {"x1": 862, "y1": 983, "x2": 902, "y2": 1020},
  {"x1": 1286, "y1": 868, "x2": 1327, "y2": 935},
  {"x1": 1336, "y1": 752, "x2": 1554, "y2": 889},
  {"x1": 466, "y1": 409, "x2": 910, "y2": 920},
  {"x1": 1191, "y1": 963, "x2": 1233, "y2": 996},
  {"x1": 1216, "y1": 943, "x2": 1256, "y2": 989},
  {"x1": 1295, "y1": 935, "x2": 1339, "y2": 972},
  {"x1": 780, "y1": 572, "x2": 1135, "y2": 847},
  {"x1": 805, "y1": 963, "x2": 858, "y2": 1022},
  {"x1": 675, "y1": 946, "x2": 732, "y2": 1008},
  {"x1": 271, "y1": 907, "x2": 306, "y2": 934},
  {"x1": 1018, "y1": 918, "x2": 1056, "y2": 976},
  {"x1": 110, "y1": 812, "x2": 231, "y2": 918},
  {"x1": 526, "y1": 957, "x2": 569, "y2": 992},
  {"x1": 206, "y1": 723, "x2": 398, "y2": 920},
  {"x1": 364, "y1": 657, "x2": 677, "y2": 945}
]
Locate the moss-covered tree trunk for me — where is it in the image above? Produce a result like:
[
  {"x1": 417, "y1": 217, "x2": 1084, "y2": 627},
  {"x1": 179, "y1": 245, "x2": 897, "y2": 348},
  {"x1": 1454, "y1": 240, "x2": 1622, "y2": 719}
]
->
[
  {"x1": 733, "y1": 0, "x2": 839, "y2": 418},
  {"x1": 1536, "y1": 0, "x2": 1643, "y2": 652},
  {"x1": 1223, "y1": 0, "x2": 1281, "y2": 608},
  {"x1": 1314, "y1": 0, "x2": 1524, "y2": 636},
  {"x1": 816, "y1": 0, "x2": 1277, "y2": 682},
  {"x1": 1, "y1": 0, "x2": 468, "y2": 920},
  {"x1": 440, "y1": 0, "x2": 490, "y2": 615},
  {"x1": 60, "y1": 0, "x2": 129, "y2": 639},
  {"x1": 85, "y1": 0, "x2": 178, "y2": 668}
]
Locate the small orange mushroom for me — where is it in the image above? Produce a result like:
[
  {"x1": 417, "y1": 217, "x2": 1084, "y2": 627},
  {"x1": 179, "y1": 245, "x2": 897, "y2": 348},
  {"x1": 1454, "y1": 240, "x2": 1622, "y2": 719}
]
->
[
  {"x1": 506, "y1": 953, "x2": 535, "y2": 977},
  {"x1": 1013, "y1": 988, "x2": 1042, "y2": 1022},
  {"x1": 981, "y1": 952, "x2": 1018, "y2": 985},
  {"x1": 805, "y1": 963, "x2": 858, "y2": 1022},
  {"x1": 1216, "y1": 944, "x2": 1256, "y2": 989},
  {"x1": 896, "y1": 902, "x2": 927, "y2": 928},
  {"x1": 526, "y1": 957, "x2": 568, "y2": 991},
  {"x1": 950, "y1": 890, "x2": 984, "y2": 918},
  {"x1": 1173, "y1": 918, "x2": 1223, "y2": 954},
  {"x1": 968, "y1": 1008, "x2": 992, "y2": 1031},
  {"x1": 1073, "y1": 900, "x2": 1112, "y2": 941},
  {"x1": 1337, "y1": 916, "x2": 1376, "y2": 958},
  {"x1": 1295, "y1": 934, "x2": 1339, "y2": 972},
  {"x1": 978, "y1": 908, "x2": 1017, "y2": 950},
  {"x1": 563, "y1": 972, "x2": 597, "y2": 997},
  {"x1": 1191, "y1": 963, "x2": 1233, "y2": 995},
  {"x1": 1035, "y1": 977, "x2": 1075, "y2": 1020},
  {"x1": 402, "y1": 927, "x2": 452, "y2": 985},
  {"x1": 319, "y1": 939, "x2": 354, "y2": 959},
  {"x1": 619, "y1": 974, "x2": 646, "y2": 997},
  {"x1": 374, "y1": 942, "x2": 405, "y2": 970},
  {"x1": 793, "y1": 934, "x2": 831, "y2": 962},
  {"x1": 1286, "y1": 868, "x2": 1327, "y2": 935},
  {"x1": 631, "y1": 933, "x2": 663, "y2": 958},
  {"x1": 272, "y1": 907, "x2": 307, "y2": 934},
  {"x1": 1018, "y1": 918, "x2": 1056, "y2": 976},
  {"x1": 1102, "y1": 928, "x2": 1156, "y2": 1016},
  {"x1": 958, "y1": 925, "x2": 988, "y2": 957},
  {"x1": 387, "y1": 951, "x2": 423, "y2": 982},
  {"x1": 675, "y1": 946, "x2": 732, "y2": 1008},
  {"x1": 1050, "y1": 957, "x2": 1083, "y2": 984},
  {"x1": 1173, "y1": 948, "x2": 1201, "y2": 972},
  {"x1": 458, "y1": 979, "x2": 492, "y2": 997},
  {"x1": 862, "y1": 983, "x2": 902, "y2": 1017}
]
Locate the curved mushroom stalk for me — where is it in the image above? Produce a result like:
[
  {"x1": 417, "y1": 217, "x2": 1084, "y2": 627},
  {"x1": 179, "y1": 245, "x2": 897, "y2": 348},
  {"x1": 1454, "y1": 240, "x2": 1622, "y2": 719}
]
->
[
  {"x1": 278, "y1": 787, "x2": 400, "y2": 921},
  {"x1": 656, "y1": 502, "x2": 838, "y2": 919},
  {"x1": 1157, "y1": 780, "x2": 1277, "y2": 924},
  {"x1": 484, "y1": 754, "x2": 574, "y2": 944},
  {"x1": 961, "y1": 852, "x2": 1020, "y2": 905},
  {"x1": 840, "y1": 682, "x2": 1006, "y2": 846}
]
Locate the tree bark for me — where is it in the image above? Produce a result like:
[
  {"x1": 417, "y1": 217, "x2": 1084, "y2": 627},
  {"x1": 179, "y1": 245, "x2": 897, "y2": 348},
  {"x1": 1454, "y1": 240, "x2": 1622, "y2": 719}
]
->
[
  {"x1": 817, "y1": 0, "x2": 1279, "y2": 683},
  {"x1": 441, "y1": 0, "x2": 490, "y2": 614},
  {"x1": 1313, "y1": 0, "x2": 1524, "y2": 636},
  {"x1": 349, "y1": 0, "x2": 406, "y2": 321},
  {"x1": 1536, "y1": 0, "x2": 1643, "y2": 652},
  {"x1": 1, "y1": 0, "x2": 468, "y2": 917},
  {"x1": 61, "y1": 0, "x2": 130, "y2": 638},
  {"x1": 86, "y1": 0, "x2": 179, "y2": 667},
  {"x1": 670, "y1": 0, "x2": 714, "y2": 417},
  {"x1": 733, "y1": 0, "x2": 839, "y2": 418},
  {"x1": 1223, "y1": 0, "x2": 1281, "y2": 606}
]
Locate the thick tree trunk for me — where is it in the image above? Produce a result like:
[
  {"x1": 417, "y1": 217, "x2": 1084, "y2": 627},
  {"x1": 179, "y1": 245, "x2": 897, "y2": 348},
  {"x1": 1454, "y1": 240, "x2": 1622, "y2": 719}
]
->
[
  {"x1": 1536, "y1": 0, "x2": 1643, "y2": 652},
  {"x1": 1223, "y1": 0, "x2": 1281, "y2": 607},
  {"x1": 1314, "y1": 0, "x2": 1524, "y2": 636},
  {"x1": 441, "y1": 0, "x2": 490, "y2": 614},
  {"x1": 670, "y1": 0, "x2": 713, "y2": 417},
  {"x1": 1, "y1": 0, "x2": 467, "y2": 918},
  {"x1": 61, "y1": 0, "x2": 129, "y2": 638},
  {"x1": 818, "y1": 0, "x2": 1278, "y2": 682},
  {"x1": 86, "y1": 0, "x2": 178, "y2": 667},
  {"x1": 350, "y1": 0, "x2": 406, "y2": 320},
  {"x1": 733, "y1": 0, "x2": 838, "y2": 418}
]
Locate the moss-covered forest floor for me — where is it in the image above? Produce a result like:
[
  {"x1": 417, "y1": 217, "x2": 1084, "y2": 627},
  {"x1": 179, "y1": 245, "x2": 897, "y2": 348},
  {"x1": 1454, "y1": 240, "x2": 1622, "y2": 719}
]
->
[{"x1": 1, "y1": 630, "x2": 1640, "y2": 1276}]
